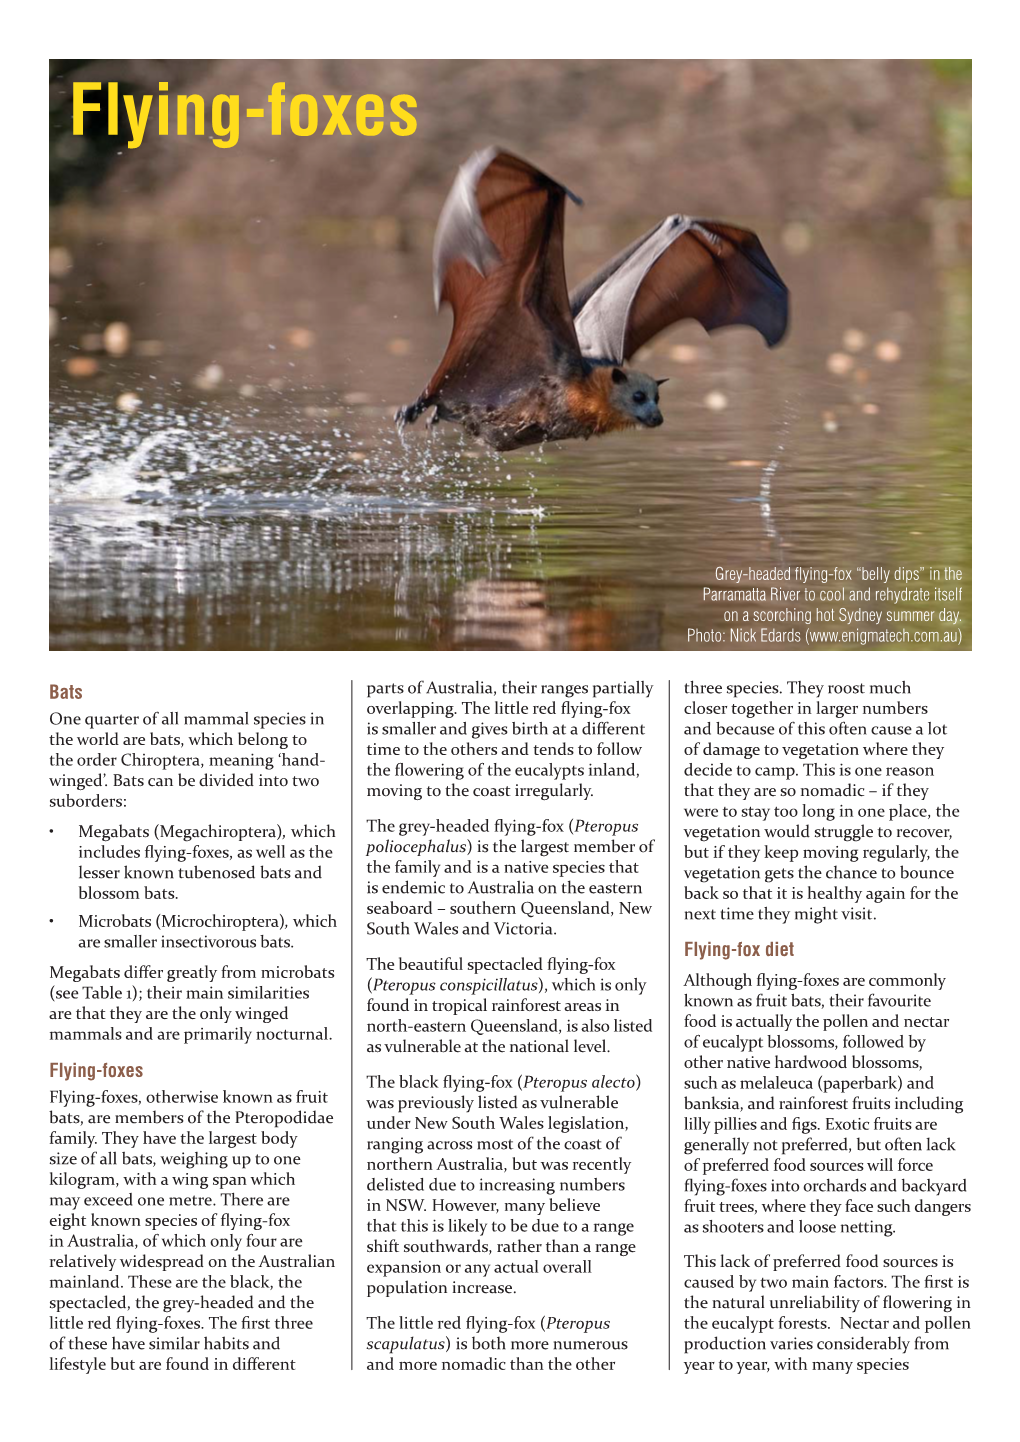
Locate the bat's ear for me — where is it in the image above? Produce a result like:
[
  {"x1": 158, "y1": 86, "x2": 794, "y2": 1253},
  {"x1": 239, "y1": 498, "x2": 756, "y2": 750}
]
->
[
  {"x1": 656, "y1": 378, "x2": 670, "y2": 387},
  {"x1": 611, "y1": 367, "x2": 627, "y2": 384}
]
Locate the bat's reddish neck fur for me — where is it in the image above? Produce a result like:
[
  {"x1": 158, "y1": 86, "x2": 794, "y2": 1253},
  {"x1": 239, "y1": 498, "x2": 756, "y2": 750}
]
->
[{"x1": 565, "y1": 367, "x2": 635, "y2": 434}]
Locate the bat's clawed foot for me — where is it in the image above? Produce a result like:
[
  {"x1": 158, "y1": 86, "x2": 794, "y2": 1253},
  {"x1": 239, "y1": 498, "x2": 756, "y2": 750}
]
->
[
  {"x1": 396, "y1": 401, "x2": 443, "y2": 439},
  {"x1": 395, "y1": 400, "x2": 425, "y2": 432}
]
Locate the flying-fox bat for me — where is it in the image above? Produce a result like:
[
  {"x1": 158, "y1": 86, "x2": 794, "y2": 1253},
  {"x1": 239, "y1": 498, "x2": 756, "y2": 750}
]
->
[{"x1": 396, "y1": 147, "x2": 789, "y2": 453}]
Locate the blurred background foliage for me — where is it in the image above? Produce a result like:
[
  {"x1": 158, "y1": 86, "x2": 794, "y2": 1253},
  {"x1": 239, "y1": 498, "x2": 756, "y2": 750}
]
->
[{"x1": 50, "y1": 59, "x2": 971, "y2": 245}]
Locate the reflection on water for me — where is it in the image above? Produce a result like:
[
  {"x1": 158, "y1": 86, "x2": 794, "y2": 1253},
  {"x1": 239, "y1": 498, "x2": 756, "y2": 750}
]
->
[
  {"x1": 49, "y1": 235, "x2": 970, "y2": 650},
  {"x1": 444, "y1": 580, "x2": 662, "y2": 651}
]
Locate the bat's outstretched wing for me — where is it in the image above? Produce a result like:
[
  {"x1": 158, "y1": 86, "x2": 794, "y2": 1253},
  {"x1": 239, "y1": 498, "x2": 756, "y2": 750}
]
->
[
  {"x1": 571, "y1": 216, "x2": 788, "y2": 363},
  {"x1": 415, "y1": 148, "x2": 583, "y2": 412}
]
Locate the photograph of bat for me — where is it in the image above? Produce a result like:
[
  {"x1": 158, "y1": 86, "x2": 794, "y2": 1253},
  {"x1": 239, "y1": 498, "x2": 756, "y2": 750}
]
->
[
  {"x1": 49, "y1": 61, "x2": 971, "y2": 652},
  {"x1": 397, "y1": 148, "x2": 789, "y2": 452}
]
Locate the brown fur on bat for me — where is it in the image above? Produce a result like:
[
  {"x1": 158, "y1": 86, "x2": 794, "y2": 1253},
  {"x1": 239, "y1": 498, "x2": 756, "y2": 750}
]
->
[{"x1": 396, "y1": 148, "x2": 789, "y2": 452}]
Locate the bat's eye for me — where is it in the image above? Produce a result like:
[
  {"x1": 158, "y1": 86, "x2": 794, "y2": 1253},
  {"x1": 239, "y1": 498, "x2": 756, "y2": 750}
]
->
[{"x1": 632, "y1": 391, "x2": 647, "y2": 405}]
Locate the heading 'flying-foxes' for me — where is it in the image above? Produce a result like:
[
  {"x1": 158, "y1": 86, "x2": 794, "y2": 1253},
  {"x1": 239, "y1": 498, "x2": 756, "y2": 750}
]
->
[{"x1": 396, "y1": 148, "x2": 789, "y2": 452}]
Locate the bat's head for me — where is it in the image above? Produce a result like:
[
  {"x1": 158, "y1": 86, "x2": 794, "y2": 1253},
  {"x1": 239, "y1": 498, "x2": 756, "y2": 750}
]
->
[{"x1": 609, "y1": 367, "x2": 664, "y2": 428}]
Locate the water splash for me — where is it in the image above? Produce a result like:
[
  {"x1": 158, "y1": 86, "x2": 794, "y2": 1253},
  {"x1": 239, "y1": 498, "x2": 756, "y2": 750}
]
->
[
  {"x1": 758, "y1": 452, "x2": 783, "y2": 548},
  {"x1": 729, "y1": 399, "x2": 794, "y2": 555},
  {"x1": 757, "y1": 398, "x2": 798, "y2": 553},
  {"x1": 49, "y1": 426, "x2": 198, "y2": 502},
  {"x1": 48, "y1": 396, "x2": 546, "y2": 525}
]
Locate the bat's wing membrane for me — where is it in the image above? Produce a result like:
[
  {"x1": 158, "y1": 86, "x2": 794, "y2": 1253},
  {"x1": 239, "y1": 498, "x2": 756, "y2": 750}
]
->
[
  {"x1": 571, "y1": 216, "x2": 788, "y2": 363},
  {"x1": 422, "y1": 149, "x2": 583, "y2": 409}
]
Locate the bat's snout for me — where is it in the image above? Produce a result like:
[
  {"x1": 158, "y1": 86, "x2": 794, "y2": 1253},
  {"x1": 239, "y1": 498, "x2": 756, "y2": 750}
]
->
[{"x1": 644, "y1": 409, "x2": 664, "y2": 428}]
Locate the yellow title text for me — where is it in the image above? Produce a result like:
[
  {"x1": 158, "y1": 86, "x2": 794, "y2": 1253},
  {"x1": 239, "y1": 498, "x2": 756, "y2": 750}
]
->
[{"x1": 72, "y1": 81, "x2": 417, "y2": 150}]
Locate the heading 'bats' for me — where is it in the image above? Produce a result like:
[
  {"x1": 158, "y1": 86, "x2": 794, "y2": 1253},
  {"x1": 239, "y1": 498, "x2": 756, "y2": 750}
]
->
[{"x1": 396, "y1": 148, "x2": 788, "y2": 452}]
